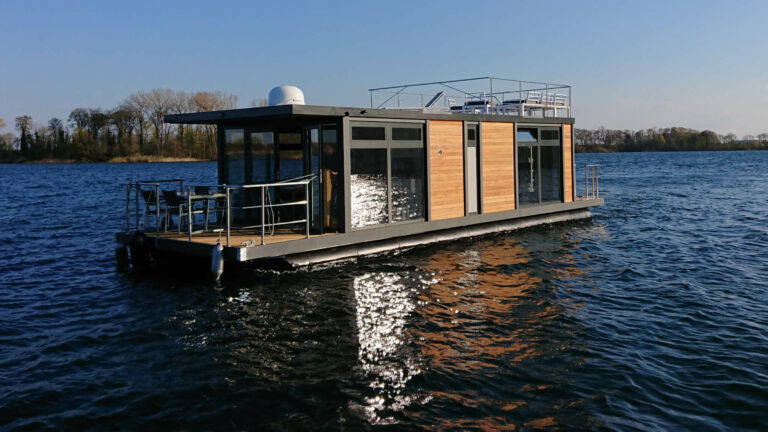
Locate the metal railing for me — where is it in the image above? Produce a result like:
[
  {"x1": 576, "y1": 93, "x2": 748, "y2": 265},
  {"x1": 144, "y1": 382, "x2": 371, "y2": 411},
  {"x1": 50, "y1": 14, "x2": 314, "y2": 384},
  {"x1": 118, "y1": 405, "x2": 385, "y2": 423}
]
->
[
  {"x1": 368, "y1": 76, "x2": 572, "y2": 118},
  {"x1": 123, "y1": 176, "x2": 315, "y2": 248},
  {"x1": 124, "y1": 179, "x2": 184, "y2": 234},
  {"x1": 585, "y1": 164, "x2": 599, "y2": 199},
  {"x1": 216, "y1": 175, "x2": 315, "y2": 247}
]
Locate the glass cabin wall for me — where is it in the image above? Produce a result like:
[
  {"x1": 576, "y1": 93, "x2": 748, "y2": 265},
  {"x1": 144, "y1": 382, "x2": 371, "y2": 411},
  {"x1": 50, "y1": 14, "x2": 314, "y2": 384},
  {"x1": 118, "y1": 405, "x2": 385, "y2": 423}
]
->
[
  {"x1": 320, "y1": 125, "x2": 341, "y2": 232},
  {"x1": 349, "y1": 122, "x2": 425, "y2": 229},
  {"x1": 220, "y1": 120, "x2": 341, "y2": 234},
  {"x1": 516, "y1": 127, "x2": 562, "y2": 206}
]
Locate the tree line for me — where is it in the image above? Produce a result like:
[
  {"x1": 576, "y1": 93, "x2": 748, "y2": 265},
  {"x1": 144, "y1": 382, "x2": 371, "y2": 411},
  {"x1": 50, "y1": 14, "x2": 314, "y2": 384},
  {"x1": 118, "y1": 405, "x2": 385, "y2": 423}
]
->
[
  {"x1": 3, "y1": 99, "x2": 768, "y2": 162},
  {"x1": 0, "y1": 89, "x2": 239, "y2": 162},
  {"x1": 574, "y1": 126, "x2": 768, "y2": 153}
]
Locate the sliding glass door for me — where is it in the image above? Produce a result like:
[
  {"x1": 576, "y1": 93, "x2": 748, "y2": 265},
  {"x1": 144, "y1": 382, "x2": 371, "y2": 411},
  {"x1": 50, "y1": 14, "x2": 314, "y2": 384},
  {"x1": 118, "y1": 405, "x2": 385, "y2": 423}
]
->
[{"x1": 517, "y1": 127, "x2": 562, "y2": 205}]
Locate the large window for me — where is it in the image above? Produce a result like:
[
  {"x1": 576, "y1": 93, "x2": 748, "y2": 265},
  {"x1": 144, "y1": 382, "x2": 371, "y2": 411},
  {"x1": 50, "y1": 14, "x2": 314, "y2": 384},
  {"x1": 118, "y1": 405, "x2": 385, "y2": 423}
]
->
[
  {"x1": 225, "y1": 129, "x2": 245, "y2": 185},
  {"x1": 391, "y1": 148, "x2": 424, "y2": 222},
  {"x1": 517, "y1": 127, "x2": 562, "y2": 205},
  {"x1": 350, "y1": 122, "x2": 425, "y2": 228},
  {"x1": 250, "y1": 131, "x2": 274, "y2": 183},
  {"x1": 540, "y1": 145, "x2": 561, "y2": 202},
  {"x1": 351, "y1": 149, "x2": 388, "y2": 227}
]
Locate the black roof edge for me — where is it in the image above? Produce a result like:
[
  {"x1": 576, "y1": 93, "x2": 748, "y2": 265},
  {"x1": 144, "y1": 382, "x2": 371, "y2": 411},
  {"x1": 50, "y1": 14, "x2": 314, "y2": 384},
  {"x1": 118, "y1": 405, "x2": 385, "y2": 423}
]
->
[{"x1": 164, "y1": 104, "x2": 575, "y2": 125}]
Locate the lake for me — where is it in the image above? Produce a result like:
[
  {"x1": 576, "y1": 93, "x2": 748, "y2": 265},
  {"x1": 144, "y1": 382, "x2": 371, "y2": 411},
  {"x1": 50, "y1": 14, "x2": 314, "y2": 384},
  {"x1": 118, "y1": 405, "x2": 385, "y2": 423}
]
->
[{"x1": 1, "y1": 151, "x2": 767, "y2": 430}]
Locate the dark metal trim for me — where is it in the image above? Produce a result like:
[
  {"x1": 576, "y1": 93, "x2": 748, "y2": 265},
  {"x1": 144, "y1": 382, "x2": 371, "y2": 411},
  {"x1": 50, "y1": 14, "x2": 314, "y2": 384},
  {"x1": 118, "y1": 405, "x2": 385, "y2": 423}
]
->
[
  {"x1": 513, "y1": 122, "x2": 519, "y2": 209},
  {"x1": 424, "y1": 120, "x2": 431, "y2": 221},
  {"x1": 342, "y1": 117, "x2": 352, "y2": 233},
  {"x1": 571, "y1": 123, "x2": 577, "y2": 201},
  {"x1": 386, "y1": 147, "x2": 392, "y2": 223},
  {"x1": 349, "y1": 141, "x2": 423, "y2": 149},
  {"x1": 217, "y1": 123, "x2": 226, "y2": 184},
  {"x1": 477, "y1": 122, "x2": 484, "y2": 214},
  {"x1": 463, "y1": 120, "x2": 469, "y2": 216},
  {"x1": 232, "y1": 199, "x2": 602, "y2": 261},
  {"x1": 165, "y1": 104, "x2": 575, "y2": 125}
]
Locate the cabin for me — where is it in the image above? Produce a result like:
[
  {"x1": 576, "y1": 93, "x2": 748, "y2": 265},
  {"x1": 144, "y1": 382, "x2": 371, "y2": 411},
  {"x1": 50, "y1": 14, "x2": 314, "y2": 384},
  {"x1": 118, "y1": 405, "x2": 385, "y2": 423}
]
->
[{"x1": 118, "y1": 77, "x2": 602, "y2": 271}]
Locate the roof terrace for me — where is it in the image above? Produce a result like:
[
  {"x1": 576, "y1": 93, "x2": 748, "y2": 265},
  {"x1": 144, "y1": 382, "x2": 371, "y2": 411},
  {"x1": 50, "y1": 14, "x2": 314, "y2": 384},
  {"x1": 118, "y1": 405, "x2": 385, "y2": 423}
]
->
[{"x1": 368, "y1": 76, "x2": 572, "y2": 118}]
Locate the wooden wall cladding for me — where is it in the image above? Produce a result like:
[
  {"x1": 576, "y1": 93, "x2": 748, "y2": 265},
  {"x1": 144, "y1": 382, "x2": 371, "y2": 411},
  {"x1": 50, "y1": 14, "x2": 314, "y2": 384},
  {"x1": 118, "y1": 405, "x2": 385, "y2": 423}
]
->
[
  {"x1": 563, "y1": 124, "x2": 573, "y2": 202},
  {"x1": 481, "y1": 122, "x2": 516, "y2": 213},
  {"x1": 428, "y1": 120, "x2": 465, "y2": 220}
]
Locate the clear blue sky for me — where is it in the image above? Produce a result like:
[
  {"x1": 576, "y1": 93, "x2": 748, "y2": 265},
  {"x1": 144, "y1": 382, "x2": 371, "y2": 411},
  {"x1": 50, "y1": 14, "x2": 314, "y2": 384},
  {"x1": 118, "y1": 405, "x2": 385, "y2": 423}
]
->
[{"x1": 1, "y1": 0, "x2": 767, "y2": 136}]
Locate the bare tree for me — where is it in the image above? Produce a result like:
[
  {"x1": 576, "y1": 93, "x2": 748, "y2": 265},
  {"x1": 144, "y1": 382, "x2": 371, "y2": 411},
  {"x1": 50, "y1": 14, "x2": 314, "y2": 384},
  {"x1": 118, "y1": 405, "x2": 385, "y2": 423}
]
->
[
  {"x1": 48, "y1": 118, "x2": 64, "y2": 153},
  {"x1": 190, "y1": 91, "x2": 238, "y2": 158},
  {"x1": 15, "y1": 115, "x2": 32, "y2": 155},
  {"x1": 124, "y1": 92, "x2": 151, "y2": 154},
  {"x1": 146, "y1": 88, "x2": 174, "y2": 155}
]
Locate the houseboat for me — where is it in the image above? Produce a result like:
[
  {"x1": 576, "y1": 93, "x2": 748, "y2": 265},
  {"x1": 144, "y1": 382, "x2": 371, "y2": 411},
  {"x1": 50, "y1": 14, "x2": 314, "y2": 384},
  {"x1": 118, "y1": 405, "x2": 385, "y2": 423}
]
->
[{"x1": 117, "y1": 77, "x2": 602, "y2": 274}]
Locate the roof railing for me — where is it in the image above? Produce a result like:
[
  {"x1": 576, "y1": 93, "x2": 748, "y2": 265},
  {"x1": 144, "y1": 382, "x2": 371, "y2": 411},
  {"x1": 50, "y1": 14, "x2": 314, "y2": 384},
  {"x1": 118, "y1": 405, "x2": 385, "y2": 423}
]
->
[{"x1": 368, "y1": 76, "x2": 572, "y2": 118}]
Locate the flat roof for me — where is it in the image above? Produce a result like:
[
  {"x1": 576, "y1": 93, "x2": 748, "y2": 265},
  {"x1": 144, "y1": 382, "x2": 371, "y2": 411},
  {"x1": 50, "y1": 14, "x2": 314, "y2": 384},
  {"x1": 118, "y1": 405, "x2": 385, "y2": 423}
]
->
[{"x1": 164, "y1": 104, "x2": 574, "y2": 125}]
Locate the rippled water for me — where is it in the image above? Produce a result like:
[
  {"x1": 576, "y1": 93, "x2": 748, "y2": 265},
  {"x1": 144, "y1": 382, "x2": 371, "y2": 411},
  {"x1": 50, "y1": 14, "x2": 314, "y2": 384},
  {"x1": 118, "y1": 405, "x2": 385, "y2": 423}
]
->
[{"x1": 1, "y1": 152, "x2": 767, "y2": 431}]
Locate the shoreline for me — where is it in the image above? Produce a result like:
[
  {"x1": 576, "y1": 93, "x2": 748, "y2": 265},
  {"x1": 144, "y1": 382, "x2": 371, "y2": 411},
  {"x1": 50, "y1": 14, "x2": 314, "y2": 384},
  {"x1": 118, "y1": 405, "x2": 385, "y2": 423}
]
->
[{"x1": 1, "y1": 156, "x2": 213, "y2": 164}]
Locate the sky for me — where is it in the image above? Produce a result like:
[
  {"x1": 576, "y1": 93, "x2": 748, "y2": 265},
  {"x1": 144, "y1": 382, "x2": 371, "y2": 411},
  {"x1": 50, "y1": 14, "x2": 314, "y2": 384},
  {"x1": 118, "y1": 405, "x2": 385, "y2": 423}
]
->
[{"x1": 1, "y1": 0, "x2": 767, "y2": 136}]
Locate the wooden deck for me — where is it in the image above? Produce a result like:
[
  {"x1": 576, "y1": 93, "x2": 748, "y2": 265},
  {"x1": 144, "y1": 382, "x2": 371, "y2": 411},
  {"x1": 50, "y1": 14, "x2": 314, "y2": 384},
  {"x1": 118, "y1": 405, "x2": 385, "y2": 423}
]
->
[{"x1": 154, "y1": 230, "x2": 337, "y2": 248}]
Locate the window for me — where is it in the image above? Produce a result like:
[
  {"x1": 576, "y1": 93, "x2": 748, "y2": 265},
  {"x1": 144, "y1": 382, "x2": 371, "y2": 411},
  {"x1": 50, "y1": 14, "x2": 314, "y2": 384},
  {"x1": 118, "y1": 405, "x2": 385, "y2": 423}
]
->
[
  {"x1": 225, "y1": 129, "x2": 245, "y2": 185},
  {"x1": 349, "y1": 121, "x2": 425, "y2": 228},
  {"x1": 518, "y1": 145, "x2": 538, "y2": 205},
  {"x1": 467, "y1": 129, "x2": 476, "y2": 141},
  {"x1": 517, "y1": 127, "x2": 563, "y2": 205},
  {"x1": 351, "y1": 149, "x2": 388, "y2": 227},
  {"x1": 517, "y1": 128, "x2": 538, "y2": 142},
  {"x1": 352, "y1": 126, "x2": 385, "y2": 140},
  {"x1": 541, "y1": 129, "x2": 559, "y2": 141},
  {"x1": 224, "y1": 129, "x2": 246, "y2": 220},
  {"x1": 250, "y1": 131, "x2": 274, "y2": 183},
  {"x1": 540, "y1": 145, "x2": 561, "y2": 202},
  {"x1": 278, "y1": 131, "x2": 303, "y2": 180},
  {"x1": 391, "y1": 148, "x2": 424, "y2": 222},
  {"x1": 392, "y1": 127, "x2": 422, "y2": 141}
]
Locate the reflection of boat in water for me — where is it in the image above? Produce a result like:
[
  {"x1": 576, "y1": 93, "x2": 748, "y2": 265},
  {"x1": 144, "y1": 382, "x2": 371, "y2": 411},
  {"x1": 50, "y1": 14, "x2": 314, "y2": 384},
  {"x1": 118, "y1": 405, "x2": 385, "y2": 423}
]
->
[
  {"x1": 343, "y1": 232, "x2": 594, "y2": 427},
  {"x1": 117, "y1": 78, "x2": 602, "y2": 274},
  {"x1": 189, "y1": 227, "x2": 595, "y2": 428}
]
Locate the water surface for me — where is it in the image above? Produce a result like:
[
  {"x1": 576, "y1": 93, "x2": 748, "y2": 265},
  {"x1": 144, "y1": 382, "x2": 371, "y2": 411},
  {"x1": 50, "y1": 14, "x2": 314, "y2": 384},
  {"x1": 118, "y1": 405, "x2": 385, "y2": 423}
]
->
[{"x1": 1, "y1": 152, "x2": 767, "y2": 430}]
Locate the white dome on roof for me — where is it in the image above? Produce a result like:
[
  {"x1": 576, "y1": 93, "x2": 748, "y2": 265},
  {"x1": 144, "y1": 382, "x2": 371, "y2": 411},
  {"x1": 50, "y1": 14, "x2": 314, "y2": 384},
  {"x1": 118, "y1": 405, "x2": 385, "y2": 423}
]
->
[{"x1": 268, "y1": 86, "x2": 305, "y2": 106}]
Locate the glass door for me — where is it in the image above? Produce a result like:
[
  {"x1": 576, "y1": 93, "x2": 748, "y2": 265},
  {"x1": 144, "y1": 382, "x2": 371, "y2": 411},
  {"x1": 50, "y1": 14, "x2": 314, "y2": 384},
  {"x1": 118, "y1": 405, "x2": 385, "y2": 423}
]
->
[
  {"x1": 305, "y1": 127, "x2": 321, "y2": 233},
  {"x1": 518, "y1": 144, "x2": 539, "y2": 205},
  {"x1": 516, "y1": 127, "x2": 562, "y2": 205},
  {"x1": 321, "y1": 125, "x2": 341, "y2": 232}
]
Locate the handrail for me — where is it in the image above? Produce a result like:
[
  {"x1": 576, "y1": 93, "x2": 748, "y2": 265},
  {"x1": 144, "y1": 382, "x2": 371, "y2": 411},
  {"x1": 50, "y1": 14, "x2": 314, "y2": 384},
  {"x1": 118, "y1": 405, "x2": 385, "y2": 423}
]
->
[
  {"x1": 218, "y1": 176, "x2": 314, "y2": 246},
  {"x1": 585, "y1": 164, "x2": 599, "y2": 199},
  {"x1": 123, "y1": 175, "x2": 317, "y2": 247}
]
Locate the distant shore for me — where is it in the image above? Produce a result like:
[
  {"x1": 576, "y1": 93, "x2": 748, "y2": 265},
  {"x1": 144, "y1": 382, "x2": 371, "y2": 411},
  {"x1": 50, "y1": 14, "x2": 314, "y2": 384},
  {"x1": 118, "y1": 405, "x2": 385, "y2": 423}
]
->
[
  {"x1": 2, "y1": 148, "x2": 767, "y2": 164},
  {"x1": 1, "y1": 155, "x2": 212, "y2": 164}
]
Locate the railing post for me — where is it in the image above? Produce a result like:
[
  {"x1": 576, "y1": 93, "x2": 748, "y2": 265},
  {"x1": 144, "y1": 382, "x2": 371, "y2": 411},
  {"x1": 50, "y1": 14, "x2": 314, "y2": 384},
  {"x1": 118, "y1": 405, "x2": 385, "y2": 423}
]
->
[
  {"x1": 135, "y1": 184, "x2": 140, "y2": 231},
  {"x1": 155, "y1": 184, "x2": 160, "y2": 237},
  {"x1": 226, "y1": 187, "x2": 231, "y2": 247},
  {"x1": 187, "y1": 185, "x2": 192, "y2": 241},
  {"x1": 585, "y1": 166, "x2": 589, "y2": 198},
  {"x1": 261, "y1": 186, "x2": 265, "y2": 245},
  {"x1": 125, "y1": 184, "x2": 131, "y2": 233},
  {"x1": 305, "y1": 181, "x2": 310, "y2": 239},
  {"x1": 596, "y1": 165, "x2": 599, "y2": 197}
]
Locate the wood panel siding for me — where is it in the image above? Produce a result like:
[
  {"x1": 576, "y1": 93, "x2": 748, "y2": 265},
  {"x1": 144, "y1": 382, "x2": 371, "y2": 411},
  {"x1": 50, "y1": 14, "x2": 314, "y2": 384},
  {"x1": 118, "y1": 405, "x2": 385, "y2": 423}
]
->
[
  {"x1": 428, "y1": 120, "x2": 464, "y2": 220},
  {"x1": 481, "y1": 122, "x2": 516, "y2": 213},
  {"x1": 563, "y1": 124, "x2": 573, "y2": 202}
]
